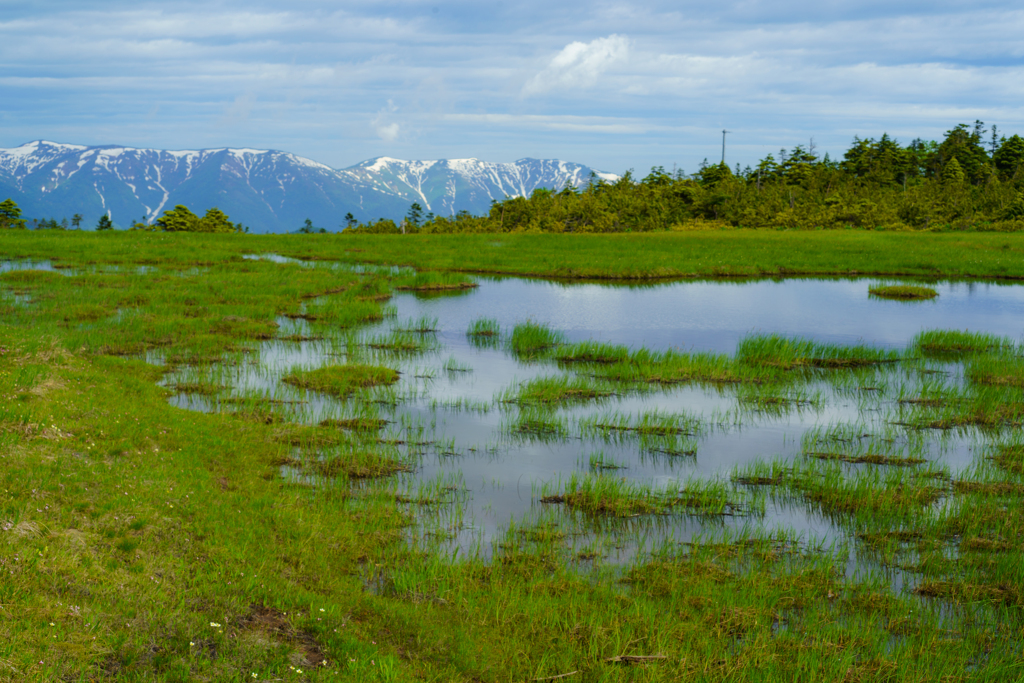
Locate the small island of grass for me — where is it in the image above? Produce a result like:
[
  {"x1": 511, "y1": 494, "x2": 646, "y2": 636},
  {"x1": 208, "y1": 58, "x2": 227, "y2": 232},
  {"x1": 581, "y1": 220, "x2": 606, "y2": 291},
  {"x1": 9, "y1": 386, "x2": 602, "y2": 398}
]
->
[
  {"x1": 282, "y1": 363, "x2": 399, "y2": 397},
  {"x1": 869, "y1": 284, "x2": 939, "y2": 300}
]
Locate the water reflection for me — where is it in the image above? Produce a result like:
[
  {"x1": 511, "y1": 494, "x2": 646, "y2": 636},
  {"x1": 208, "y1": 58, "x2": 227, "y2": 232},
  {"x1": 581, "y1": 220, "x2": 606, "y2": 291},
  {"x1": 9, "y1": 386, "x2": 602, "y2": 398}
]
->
[
  {"x1": 394, "y1": 276, "x2": 1024, "y2": 354},
  {"x1": 160, "y1": 273, "x2": 1023, "y2": 574}
]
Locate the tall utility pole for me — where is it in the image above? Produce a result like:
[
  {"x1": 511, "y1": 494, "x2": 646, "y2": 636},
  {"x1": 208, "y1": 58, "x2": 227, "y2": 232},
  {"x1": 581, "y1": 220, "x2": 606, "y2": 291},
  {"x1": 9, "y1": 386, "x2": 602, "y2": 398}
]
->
[{"x1": 721, "y1": 130, "x2": 730, "y2": 164}]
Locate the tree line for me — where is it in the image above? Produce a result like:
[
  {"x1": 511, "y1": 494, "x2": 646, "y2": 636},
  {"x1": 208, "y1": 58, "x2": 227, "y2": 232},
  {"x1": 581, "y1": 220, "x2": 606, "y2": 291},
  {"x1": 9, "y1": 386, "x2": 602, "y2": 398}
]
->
[
  {"x1": 347, "y1": 121, "x2": 1024, "y2": 234},
  {"x1": 0, "y1": 203, "x2": 247, "y2": 233},
  {"x1": 4, "y1": 121, "x2": 1024, "y2": 234}
]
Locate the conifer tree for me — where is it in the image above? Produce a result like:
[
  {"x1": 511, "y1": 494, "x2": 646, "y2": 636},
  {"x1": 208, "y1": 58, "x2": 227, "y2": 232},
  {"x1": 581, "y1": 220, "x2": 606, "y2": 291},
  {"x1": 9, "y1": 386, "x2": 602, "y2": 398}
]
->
[
  {"x1": 994, "y1": 135, "x2": 1024, "y2": 180},
  {"x1": 941, "y1": 157, "x2": 966, "y2": 184},
  {"x1": 197, "y1": 208, "x2": 237, "y2": 233},
  {"x1": 0, "y1": 198, "x2": 27, "y2": 229},
  {"x1": 155, "y1": 205, "x2": 199, "y2": 232}
]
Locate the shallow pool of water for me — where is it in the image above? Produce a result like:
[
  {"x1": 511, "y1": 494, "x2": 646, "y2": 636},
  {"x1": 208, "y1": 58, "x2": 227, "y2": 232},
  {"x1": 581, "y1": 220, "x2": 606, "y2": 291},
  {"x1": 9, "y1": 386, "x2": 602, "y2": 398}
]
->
[
  {"x1": 164, "y1": 274, "x2": 1024, "y2": 565},
  {"x1": 393, "y1": 276, "x2": 1024, "y2": 354}
]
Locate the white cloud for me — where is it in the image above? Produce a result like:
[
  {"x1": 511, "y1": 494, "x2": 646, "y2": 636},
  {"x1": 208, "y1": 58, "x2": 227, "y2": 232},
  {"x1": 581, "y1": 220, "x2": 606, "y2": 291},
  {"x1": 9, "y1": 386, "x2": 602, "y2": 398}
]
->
[
  {"x1": 444, "y1": 113, "x2": 656, "y2": 134},
  {"x1": 3, "y1": 1, "x2": 1024, "y2": 173},
  {"x1": 523, "y1": 34, "x2": 630, "y2": 96},
  {"x1": 220, "y1": 92, "x2": 255, "y2": 125},
  {"x1": 372, "y1": 100, "x2": 400, "y2": 141}
]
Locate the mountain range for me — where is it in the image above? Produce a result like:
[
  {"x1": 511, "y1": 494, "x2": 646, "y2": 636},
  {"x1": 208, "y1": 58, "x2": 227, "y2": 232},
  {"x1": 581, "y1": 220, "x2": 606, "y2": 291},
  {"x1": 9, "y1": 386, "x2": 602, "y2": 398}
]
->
[{"x1": 0, "y1": 141, "x2": 618, "y2": 233}]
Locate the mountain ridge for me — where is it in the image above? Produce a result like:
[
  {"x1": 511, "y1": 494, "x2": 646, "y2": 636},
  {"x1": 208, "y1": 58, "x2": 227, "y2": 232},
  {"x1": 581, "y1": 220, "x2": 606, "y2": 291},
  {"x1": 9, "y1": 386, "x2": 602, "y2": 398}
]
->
[{"x1": 0, "y1": 140, "x2": 618, "y2": 233}]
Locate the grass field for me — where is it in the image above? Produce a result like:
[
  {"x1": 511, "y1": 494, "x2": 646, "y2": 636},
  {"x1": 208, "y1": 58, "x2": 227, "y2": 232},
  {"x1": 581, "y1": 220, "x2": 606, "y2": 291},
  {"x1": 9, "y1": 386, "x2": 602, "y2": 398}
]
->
[
  {"x1": 3, "y1": 229, "x2": 1024, "y2": 280},
  {"x1": 1, "y1": 230, "x2": 1024, "y2": 681}
]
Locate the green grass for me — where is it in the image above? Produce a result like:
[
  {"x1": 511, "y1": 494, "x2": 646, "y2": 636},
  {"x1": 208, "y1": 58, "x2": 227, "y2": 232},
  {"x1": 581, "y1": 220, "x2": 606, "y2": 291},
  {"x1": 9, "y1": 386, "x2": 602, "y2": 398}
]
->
[
  {"x1": 442, "y1": 355, "x2": 472, "y2": 373},
  {"x1": 735, "y1": 333, "x2": 902, "y2": 370},
  {"x1": 395, "y1": 315, "x2": 438, "y2": 333},
  {"x1": 357, "y1": 330, "x2": 438, "y2": 354},
  {"x1": 913, "y1": 329, "x2": 1015, "y2": 356},
  {"x1": 578, "y1": 409, "x2": 704, "y2": 439},
  {"x1": 539, "y1": 473, "x2": 758, "y2": 518},
  {"x1": 5, "y1": 231, "x2": 1024, "y2": 680},
  {"x1": 318, "y1": 417, "x2": 390, "y2": 431},
  {"x1": 501, "y1": 408, "x2": 569, "y2": 441},
  {"x1": 506, "y1": 320, "x2": 566, "y2": 358},
  {"x1": 554, "y1": 340, "x2": 631, "y2": 364},
  {"x1": 392, "y1": 271, "x2": 477, "y2": 291},
  {"x1": 868, "y1": 284, "x2": 939, "y2": 299},
  {"x1": 966, "y1": 353, "x2": 1024, "y2": 388},
  {"x1": 466, "y1": 317, "x2": 499, "y2": 337},
  {"x1": 593, "y1": 348, "x2": 753, "y2": 385},
  {"x1": 282, "y1": 363, "x2": 399, "y2": 397},
  {"x1": 500, "y1": 375, "x2": 616, "y2": 406},
  {"x1": 8, "y1": 229, "x2": 1024, "y2": 280},
  {"x1": 586, "y1": 450, "x2": 627, "y2": 471},
  {"x1": 322, "y1": 231, "x2": 1024, "y2": 281},
  {"x1": 896, "y1": 385, "x2": 1024, "y2": 429}
]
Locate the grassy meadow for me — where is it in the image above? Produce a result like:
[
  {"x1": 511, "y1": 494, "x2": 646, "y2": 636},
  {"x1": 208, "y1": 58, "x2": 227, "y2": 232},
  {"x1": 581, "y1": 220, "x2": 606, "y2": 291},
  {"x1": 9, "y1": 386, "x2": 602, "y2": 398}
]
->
[
  {"x1": 2, "y1": 230, "x2": 1024, "y2": 681},
  {"x1": 4, "y1": 229, "x2": 1024, "y2": 280}
]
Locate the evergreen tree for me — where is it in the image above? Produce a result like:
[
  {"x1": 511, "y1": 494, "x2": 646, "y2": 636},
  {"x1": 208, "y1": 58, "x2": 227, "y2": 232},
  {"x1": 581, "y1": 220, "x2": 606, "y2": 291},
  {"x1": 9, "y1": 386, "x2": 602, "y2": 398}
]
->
[
  {"x1": 96, "y1": 214, "x2": 114, "y2": 231},
  {"x1": 155, "y1": 205, "x2": 199, "y2": 232},
  {"x1": 696, "y1": 161, "x2": 733, "y2": 187},
  {"x1": 406, "y1": 202, "x2": 424, "y2": 228},
  {"x1": 941, "y1": 157, "x2": 966, "y2": 184},
  {"x1": 1003, "y1": 192, "x2": 1024, "y2": 220},
  {"x1": 935, "y1": 123, "x2": 990, "y2": 183},
  {"x1": 994, "y1": 135, "x2": 1024, "y2": 180},
  {"x1": 71, "y1": 214, "x2": 82, "y2": 230},
  {"x1": 0, "y1": 198, "x2": 27, "y2": 229},
  {"x1": 153, "y1": 205, "x2": 239, "y2": 232},
  {"x1": 130, "y1": 215, "x2": 153, "y2": 231},
  {"x1": 197, "y1": 208, "x2": 238, "y2": 233}
]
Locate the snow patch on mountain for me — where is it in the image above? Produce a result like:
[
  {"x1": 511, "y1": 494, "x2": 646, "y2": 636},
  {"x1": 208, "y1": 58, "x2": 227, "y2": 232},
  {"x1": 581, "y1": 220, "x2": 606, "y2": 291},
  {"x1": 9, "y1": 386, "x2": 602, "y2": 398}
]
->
[{"x1": 0, "y1": 140, "x2": 620, "y2": 232}]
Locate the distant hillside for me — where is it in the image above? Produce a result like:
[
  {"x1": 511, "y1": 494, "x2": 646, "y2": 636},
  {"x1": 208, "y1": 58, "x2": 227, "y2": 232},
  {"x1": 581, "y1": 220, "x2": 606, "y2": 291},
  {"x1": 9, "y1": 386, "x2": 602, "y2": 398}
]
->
[{"x1": 0, "y1": 141, "x2": 617, "y2": 233}]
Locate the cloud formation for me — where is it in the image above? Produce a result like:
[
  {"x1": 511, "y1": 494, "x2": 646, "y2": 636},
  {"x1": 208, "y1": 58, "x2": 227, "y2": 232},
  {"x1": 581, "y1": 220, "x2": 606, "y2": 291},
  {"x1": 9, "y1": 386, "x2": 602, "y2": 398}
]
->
[
  {"x1": 372, "y1": 100, "x2": 401, "y2": 142},
  {"x1": 523, "y1": 35, "x2": 630, "y2": 96},
  {"x1": 1, "y1": 1, "x2": 1023, "y2": 174}
]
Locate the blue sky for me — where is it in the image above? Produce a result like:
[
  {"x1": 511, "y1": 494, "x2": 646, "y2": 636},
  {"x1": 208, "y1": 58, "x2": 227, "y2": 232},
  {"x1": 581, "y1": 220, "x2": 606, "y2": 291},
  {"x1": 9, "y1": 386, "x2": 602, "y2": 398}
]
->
[{"x1": 2, "y1": 0, "x2": 1023, "y2": 175}]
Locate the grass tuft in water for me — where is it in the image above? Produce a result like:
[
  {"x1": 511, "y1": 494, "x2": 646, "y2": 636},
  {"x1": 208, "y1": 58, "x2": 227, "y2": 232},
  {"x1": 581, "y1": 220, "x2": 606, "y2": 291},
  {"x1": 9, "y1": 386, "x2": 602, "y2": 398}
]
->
[
  {"x1": 579, "y1": 409, "x2": 703, "y2": 438},
  {"x1": 554, "y1": 341, "x2": 631, "y2": 364},
  {"x1": 869, "y1": 284, "x2": 938, "y2": 300},
  {"x1": 540, "y1": 474, "x2": 757, "y2": 518},
  {"x1": 309, "y1": 447, "x2": 411, "y2": 479},
  {"x1": 442, "y1": 355, "x2": 473, "y2": 373},
  {"x1": 282, "y1": 363, "x2": 399, "y2": 397},
  {"x1": 501, "y1": 375, "x2": 616, "y2": 406},
  {"x1": 359, "y1": 330, "x2": 438, "y2": 354},
  {"x1": 507, "y1": 321, "x2": 566, "y2": 359},
  {"x1": 913, "y1": 329, "x2": 1014, "y2": 357},
  {"x1": 319, "y1": 417, "x2": 390, "y2": 431},
  {"x1": 736, "y1": 334, "x2": 901, "y2": 370},
  {"x1": 393, "y1": 271, "x2": 477, "y2": 291},
  {"x1": 466, "y1": 317, "x2": 499, "y2": 337},
  {"x1": 169, "y1": 381, "x2": 226, "y2": 396},
  {"x1": 502, "y1": 408, "x2": 569, "y2": 441},
  {"x1": 587, "y1": 450, "x2": 627, "y2": 471},
  {"x1": 965, "y1": 353, "x2": 1024, "y2": 388},
  {"x1": 595, "y1": 348, "x2": 749, "y2": 385},
  {"x1": 395, "y1": 315, "x2": 439, "y2": 333}
]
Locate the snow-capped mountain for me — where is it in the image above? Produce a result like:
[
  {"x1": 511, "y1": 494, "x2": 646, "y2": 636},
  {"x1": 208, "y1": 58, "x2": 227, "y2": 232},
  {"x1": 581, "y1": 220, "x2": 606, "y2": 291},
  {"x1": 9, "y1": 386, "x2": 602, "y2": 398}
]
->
[
  {"x1": 0, "y1": 141, "x2": 618, "y2": 233},
  {"x1": 341, "y1": 157, "x2": 618, "y2": 218}
]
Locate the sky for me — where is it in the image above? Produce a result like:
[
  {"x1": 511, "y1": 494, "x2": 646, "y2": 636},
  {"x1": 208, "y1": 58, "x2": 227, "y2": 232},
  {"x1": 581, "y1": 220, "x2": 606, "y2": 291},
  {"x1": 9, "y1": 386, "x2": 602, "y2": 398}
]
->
[{"x1": 2, "y1": 0, "x2": 1023, "y2": 175}]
